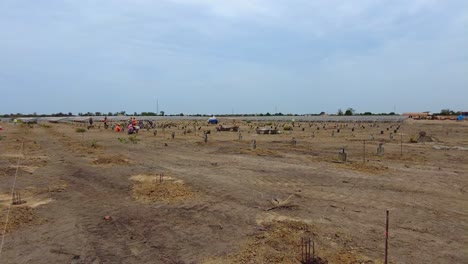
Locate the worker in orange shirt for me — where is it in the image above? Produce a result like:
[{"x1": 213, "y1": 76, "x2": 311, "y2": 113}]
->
[
  {"x1": 132, "y1": 117, "x2": 137, "y2": 126},
  {"x1": 115, "y1": 124, "x2": 122, "y2": 132}
]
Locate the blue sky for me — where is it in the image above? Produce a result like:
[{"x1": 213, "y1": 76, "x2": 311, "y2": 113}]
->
[{"x1": 0, "y1": 0, "x2": 467, "y2": 115}]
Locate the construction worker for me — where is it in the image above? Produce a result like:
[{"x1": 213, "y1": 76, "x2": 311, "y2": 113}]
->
[
  {"x1": 104, "y1": 116, "x2": 109, "y2": 128},
  {"x1": 127, "y1": 123, "x2": 135, "y2": 134}
]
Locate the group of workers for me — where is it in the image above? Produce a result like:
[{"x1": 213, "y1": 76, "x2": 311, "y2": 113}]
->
[
  {"x1": 112, "y1": 117, "x2": 139, "y2": 134},
  {"x1": 85, "y1": 116, "x2": 140, "y2": 134}
]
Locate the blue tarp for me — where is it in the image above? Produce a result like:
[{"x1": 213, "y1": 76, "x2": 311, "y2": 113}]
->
[{"x1": 208, "y1": 117, "x2": 218, "y2": 124}]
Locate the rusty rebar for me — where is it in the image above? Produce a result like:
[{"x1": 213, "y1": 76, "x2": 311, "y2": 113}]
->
[
  {"x1": 385, "y1": 210, "x2": 389, "y2": 264},
  {"x1": 12, "y1": 191, "x2": 23, "y2": 205}
]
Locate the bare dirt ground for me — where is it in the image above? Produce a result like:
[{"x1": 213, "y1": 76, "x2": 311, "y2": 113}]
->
[{"x1": 0, "y1": 119, "x2": 467, "y2": 264}]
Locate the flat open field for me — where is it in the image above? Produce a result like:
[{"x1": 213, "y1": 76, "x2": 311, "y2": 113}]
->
[{"x1": 0, "y1": 119, "x2": 467, "y2": 264}]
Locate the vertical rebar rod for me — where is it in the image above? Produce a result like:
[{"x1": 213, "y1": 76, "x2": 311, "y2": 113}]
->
[
  {"x1": 312, "y1": 240, "x2": 315, "y2": 259},
  {"x1": 385, "y1": 210, "x2": 389, "y2": 264},
  {"x1": 301, "y1": 238, "x2": 304, "y2": 263},
  {"x1": 400, "y1": 134, "x2": 403, "y2": 157},
  {"x1": 363, "y1": 140, "x2": 366, "y2": 162}
]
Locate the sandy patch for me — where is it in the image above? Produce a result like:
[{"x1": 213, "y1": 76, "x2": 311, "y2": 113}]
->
[
  {"x1": 0, "y1": 206, "x2": 46, "y2": 234},
  {"x1": 92, "y1": 155, "x2": 130, "y2": 166},
  {"x1": 241, "y1": 148, "x2": 283, "y2": 157},
  {"x1": 29, "y1": 198, "x2": 54, "y2": 208},
  {"x1": 205, "y1": 219, "x2": 375, "y2": 264},
  {"x1": 335, "y1": 162, "x2": 389, "y2": 174},
  {"x1": 130, "y1": 174, "x2": 194, "y2": 203}
]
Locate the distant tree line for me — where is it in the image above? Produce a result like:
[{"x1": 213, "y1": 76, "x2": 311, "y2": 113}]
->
[
  {"x1": 2, "y1": 112, "x2": 73, "y2": 118},
  {"x1": 4, "y1": 109, "x2": 463, "y2": 118},
  {"x1": 434, "y1": 109, "x2": 462, "y2": 116},
  {"x1": 336, "y1": 108, "x2": 396, "y2": 116},
  {"x1": 76, "y1": 111, "x2": 166, "y2": 116}
]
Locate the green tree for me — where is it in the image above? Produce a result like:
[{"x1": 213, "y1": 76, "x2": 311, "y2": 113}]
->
[
  {"x1": 440, "y1": 109, "x2": 452, "y2": 115},
  {"x1": 337, "y1": 109, "x2": 343, "y2": 116},
  {"x1": 345, "y1": 108, "x2": 355, "y2": 116},
  {"x1": 159, "y1": 111, "x2": 165, "y2": 116}
]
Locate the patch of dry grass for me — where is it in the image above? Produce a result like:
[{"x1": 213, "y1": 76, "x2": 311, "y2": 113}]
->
[
  {"x1": 130, "y1": 174, "x2": 194, "y2": 203},
  {"x1": 204, "y1": 220, "x2": 376, "y2": 264},
  {"x1": 92, "y1": 155, "x2": 130, "y2": 166},
  {"x1": 0, "y1": 206, "x2": 46, "y2": 234}
]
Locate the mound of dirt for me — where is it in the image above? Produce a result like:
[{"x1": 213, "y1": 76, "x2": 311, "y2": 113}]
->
[
  {"x1": 212, "y1": 146, "x2": 283, "y2": 158},
  {"x1": 131, "y1": 179, "x2": 194, "y2": 203},
  {"x1": 205, "y1": 220, "x2": 372, "y2": 264},
  {"x1": 0, "y1": 206, "x2": 45, "y2": 234},
  {"x1": 241, "y1": 149, "x2": 283, "y2": 158},
  {"x1": 47, "y1": 180, "x2": 69, "y2": 193},
  {"x1": 204, "y1": 220, "x2": 314, "y2": 264},
  {"x1": 92, "y1": 156, "x2": 130, "y2": 166},
  {"x1": 0, "y1": 166, "x2": 40, "y2": 175},
  {"x1": 336, "y1": 162, "x2": 389, "y2": 174}
]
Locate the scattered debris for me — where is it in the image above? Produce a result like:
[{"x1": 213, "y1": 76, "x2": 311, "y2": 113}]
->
[
  {"x1": 257, "y1": 127, "x2": 279, "y2": 134},
  {"x1": 216, "y1": 125, "x2": 239, "y2": 132},
  {"x1": 267, "y1": 194, "x2": 297, "y2": 211},
  {"x1": 93, "y1": 156, "x2": 130, "y2": 166},
  {"x1": 432, "y1": 145, "x2": 468, "y2": 151}
]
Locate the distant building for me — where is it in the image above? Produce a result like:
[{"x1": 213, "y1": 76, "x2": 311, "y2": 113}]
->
[{"x1": 402, "y1": 112, "x2": 430, "y2": 119}]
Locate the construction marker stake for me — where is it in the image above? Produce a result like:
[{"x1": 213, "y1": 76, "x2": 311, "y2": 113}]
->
[{"x1": 385, "y1": 210, "x2": 389, "y2": 264}]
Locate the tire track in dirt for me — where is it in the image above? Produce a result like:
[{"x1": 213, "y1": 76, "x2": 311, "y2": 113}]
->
[
  {"x1": 34, "y1": 127, "x2": 180, "y2": 263},
  {"x1": 5, "y1": 123, "x2": 466, "y2": 263},
  {"x1": 25, "y1": 126, "x2": 261, "y2": 263}
]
